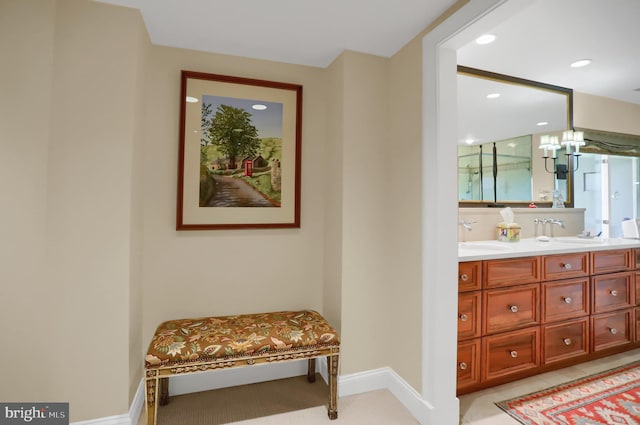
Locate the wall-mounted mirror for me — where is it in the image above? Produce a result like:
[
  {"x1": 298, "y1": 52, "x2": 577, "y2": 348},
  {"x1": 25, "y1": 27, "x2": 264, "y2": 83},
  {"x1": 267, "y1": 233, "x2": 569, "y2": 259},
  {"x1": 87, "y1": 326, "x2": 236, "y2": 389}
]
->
[{"x1": 457, "y1": 66, "x2": 574, "y2": 207}]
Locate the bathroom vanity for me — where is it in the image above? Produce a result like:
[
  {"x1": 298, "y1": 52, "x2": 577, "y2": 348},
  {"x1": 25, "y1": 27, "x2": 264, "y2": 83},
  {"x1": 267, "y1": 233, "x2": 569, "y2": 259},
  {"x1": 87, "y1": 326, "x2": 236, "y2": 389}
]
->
[{"x1": 457, "y1": 238, "x2": 640, "y2": 395}]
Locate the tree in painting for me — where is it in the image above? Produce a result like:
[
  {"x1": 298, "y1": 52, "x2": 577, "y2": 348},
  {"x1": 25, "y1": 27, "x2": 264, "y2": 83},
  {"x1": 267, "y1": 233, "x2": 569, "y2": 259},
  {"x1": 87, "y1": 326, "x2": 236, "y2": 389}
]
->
[{"x1": 202, "y1": 104, "x2": 260, "y2": 170}]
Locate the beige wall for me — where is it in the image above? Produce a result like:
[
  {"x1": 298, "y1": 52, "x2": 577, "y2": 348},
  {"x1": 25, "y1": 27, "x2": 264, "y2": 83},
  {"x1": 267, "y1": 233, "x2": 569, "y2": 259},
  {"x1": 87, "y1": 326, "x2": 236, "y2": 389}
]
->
[
  {"x1": 574, "y1": 92, "x2": 640, "y2": 136},
  {"x1": 0, "y1": 0, "x2": 55, "y2": 402},
  {"x1": 1, "y1": 0, "x2": 148, "y2": 421},
  {"x1": 323, "y1": 54, "x2": 344, "y2": 332}
]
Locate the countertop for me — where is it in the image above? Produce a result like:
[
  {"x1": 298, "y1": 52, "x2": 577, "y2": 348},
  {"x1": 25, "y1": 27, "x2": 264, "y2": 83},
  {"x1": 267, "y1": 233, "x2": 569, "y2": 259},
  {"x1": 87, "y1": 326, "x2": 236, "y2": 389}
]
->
[{"x1": 458, "y1": 237, "x2": 640, "y2": 261}]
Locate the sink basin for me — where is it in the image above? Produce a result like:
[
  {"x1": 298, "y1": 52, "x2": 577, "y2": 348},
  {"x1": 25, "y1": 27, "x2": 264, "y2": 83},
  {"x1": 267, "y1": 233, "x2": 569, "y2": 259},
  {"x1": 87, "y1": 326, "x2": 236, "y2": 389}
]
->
[
  {"x1": 458, "y1": 242, "x2": 514, "y2": 251},
  {"x1": 552, "y1": 236, "x2": 605, "y2": 244}
]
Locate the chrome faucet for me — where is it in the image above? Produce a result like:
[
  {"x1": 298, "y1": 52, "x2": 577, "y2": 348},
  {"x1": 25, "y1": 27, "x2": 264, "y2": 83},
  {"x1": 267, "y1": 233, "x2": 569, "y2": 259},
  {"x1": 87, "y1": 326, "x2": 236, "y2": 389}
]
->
[
  {"x1": 458, "y1": 219, "x2": 477, "y2": 242},
  {"x1": 534, "y1": 218, "x2": 565, "y2": 237}
]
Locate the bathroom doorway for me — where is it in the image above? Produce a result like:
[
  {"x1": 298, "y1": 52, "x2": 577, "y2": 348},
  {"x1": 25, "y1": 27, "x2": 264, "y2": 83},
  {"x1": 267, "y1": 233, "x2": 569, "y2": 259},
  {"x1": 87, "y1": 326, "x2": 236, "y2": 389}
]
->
[{"x1": 574, "y1": 153, "x2": 640, "y2": 238}]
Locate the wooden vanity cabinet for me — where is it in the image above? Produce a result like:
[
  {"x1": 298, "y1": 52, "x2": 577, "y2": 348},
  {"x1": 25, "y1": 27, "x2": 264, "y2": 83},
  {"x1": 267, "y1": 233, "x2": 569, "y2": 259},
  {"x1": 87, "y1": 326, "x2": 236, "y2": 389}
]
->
[
  {"x1": 543, "y1": 317, "x2": 589, "y2": 364},
  {"x1": 483, "y1": 256, "x2": 540, "y2": 288},
  {"x1": 542, "y1": 252, "x2": 589, "y2": 281},
  {"x1": 458, "y1": 292, "x2": 481, "y2": 340},
  {"x1": 591, "y1": 309, "x2": 633, "y2": 351},
  {"x1": 591, "y1": 272, "x2": 633, "y2": 314},
  {"x1": 541, "y1": 277, "x2": 589, "y2": 323},
  {"x1": 481, "y1": 327, "x2": 539, "y2": 381},
  {"x1": 458, "y1": 246, "x2": 640, "y2": 395},
  {"x1": 456, "y1": 338, "x2": 481, "y2": 389},
  {"x1": 483, "y1": 284, "x2": 539, "y2": 335},
  {"x1": 459, "y1": 261, "x2": 482, "y2": 292},
  {"x1": 456, "y1": 261, "x2": 482, "y2": 391},
  {"x1": 591, "y1": 249, "x2": 632, "y2": 274}
]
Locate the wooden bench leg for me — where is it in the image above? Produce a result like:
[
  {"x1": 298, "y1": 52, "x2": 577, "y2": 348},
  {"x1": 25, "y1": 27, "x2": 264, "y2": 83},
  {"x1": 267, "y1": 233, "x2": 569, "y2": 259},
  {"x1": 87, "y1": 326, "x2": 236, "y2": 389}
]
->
[
  {"x1": 145, "y1": 376, "x2": 158, "y2": 425},
  {"x1": 307, "y1": 358, "x2": 316, "y2": 382},
  {"x1": 159, "y1": 377, "x2": 169, "y2": 406},
  {"x1": 327, "y1": 354, "x2": 339, "y2": 419}
]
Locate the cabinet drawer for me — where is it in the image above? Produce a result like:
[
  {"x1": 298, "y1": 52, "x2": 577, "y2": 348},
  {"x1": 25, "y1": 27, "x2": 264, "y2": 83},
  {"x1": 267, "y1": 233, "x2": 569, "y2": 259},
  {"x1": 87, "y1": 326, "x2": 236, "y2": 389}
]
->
[
  {"x1": 459, "y1": 261, "x2": 482, "y2": 292},
  {"x1": 458, "y1": 292, "x2": 481, "y2": 340},
  {"x1": 482, "y1": 327, "x2": 539, "y2": 381},
  {"x1": 635, "y1": 248, "x2": 640, "y2": 270},
  {"x1": 592, "y1": 272, "x2": 633, "y2": 314},
  {"x1": 483, "y1": 284, "x2": 540, "y2": 335},
  {"x1": 457, "y1": 338, "x2": 481, "y2": 390},
  {"x1": 542, "y1": 278, "x2": 590, "y2": 323},
  {"x1": 484, "y1": 257, "x2": 540, "y2": 288},
  {"x1": 542, "y1": 252, "x2": 589, "y2": 281},
  {"x1": 543, "y1": 318, "x2": 589, "y2": 365},
  {"x1": 591, "y1": 249, "x2": 632, "y2": 275},
  {"x1": 591, "y1": 309, "x2": 633, "y2": 352}
]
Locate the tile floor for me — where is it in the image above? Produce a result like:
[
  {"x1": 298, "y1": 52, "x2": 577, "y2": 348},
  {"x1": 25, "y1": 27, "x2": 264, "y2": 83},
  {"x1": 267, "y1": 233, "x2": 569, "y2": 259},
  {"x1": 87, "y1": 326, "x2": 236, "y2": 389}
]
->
[{"x1": 458, "y1": 348, "x2": 640, "y2": 424}]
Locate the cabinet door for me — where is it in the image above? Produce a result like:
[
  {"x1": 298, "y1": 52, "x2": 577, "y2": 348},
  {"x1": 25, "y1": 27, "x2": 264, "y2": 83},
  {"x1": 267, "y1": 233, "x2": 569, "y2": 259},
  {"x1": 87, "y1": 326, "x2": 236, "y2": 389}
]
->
[
  {"x1": 458, "y1": 292, "x2": 481, "y2": 340},
  {"x1": 483, "y1": 284, "x2": 540, "y2": 335},
  {"x1": 459, "y1": 261, "x2": 482, "y2": 292},
  {"x1": 484, "y1": 257, "x2": 540, "y2": 289},
  {"x1": 457, "y1": 338, "x2": 481, "y2": 391},
  {"x1": 591, "y1": 309, "x2": 633, "y2": 352},
  {"x1": 542, "y1": 252, "x2": 589, "y2": 281},
  {"x1": 591, "y1": 249, "x2": 632, "y2": 275},
  {"x1": 592, "y1": 272, "x2": 633, "y2": 314},
  {"x1": 543, "y1": 318, "x2": 589, "y2": 365},
  {"x1": 542, "y1": 278, "x2": 590, "y2": 323},
  {"x1": 482, "y1": 327, "x2": 539, "y2": 382}
]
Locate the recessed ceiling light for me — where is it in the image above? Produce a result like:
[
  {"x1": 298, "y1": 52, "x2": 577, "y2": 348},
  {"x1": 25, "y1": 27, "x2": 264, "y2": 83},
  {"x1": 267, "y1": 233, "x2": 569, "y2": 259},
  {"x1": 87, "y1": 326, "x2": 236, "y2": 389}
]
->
[
  {"x1": 476, "y1": 34, "x2": 496, "y2": 45},
  {"x1": 252, "y1": 104, "x2": 267, "y2": 110},
  {"x1": 537, "y1": 121, "x2": 549, "y2": 126},
  {"x1": 186, "y1": 96, "x2": 199, "y2": 103},
  {"x1": 570, "y1": 59, "x2": 592, "y2": 68},
  {"x1": 465, "y1": 138, "x2": 475, "y2": 145},
  {"x1": 486, "y1": 93, "x2": 500, "y2": 99}
]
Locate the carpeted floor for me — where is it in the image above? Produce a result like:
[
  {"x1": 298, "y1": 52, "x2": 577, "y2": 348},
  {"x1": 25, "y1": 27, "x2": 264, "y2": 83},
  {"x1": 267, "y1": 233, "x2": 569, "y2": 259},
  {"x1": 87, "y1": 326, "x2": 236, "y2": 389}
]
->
[
  {"x1": 496, "y1": 360, "x2": 640, "y2": 425},
  {"x1": 139, "y1": 375, "x2": 419, "y2": 425}
]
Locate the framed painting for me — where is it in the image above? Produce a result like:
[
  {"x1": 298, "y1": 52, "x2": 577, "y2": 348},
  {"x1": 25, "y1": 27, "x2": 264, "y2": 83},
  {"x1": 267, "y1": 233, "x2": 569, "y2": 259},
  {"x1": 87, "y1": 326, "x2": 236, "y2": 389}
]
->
[{"x1": 177, "y1": 71, "x2": 302, "y2": 230}]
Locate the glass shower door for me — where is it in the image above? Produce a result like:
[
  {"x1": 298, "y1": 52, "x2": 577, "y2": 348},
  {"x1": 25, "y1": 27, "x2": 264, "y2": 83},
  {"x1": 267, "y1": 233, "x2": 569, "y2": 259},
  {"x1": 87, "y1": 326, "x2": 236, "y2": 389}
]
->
[{"x1": 575, "y1": 154, "x2": 640, "y2": 238}]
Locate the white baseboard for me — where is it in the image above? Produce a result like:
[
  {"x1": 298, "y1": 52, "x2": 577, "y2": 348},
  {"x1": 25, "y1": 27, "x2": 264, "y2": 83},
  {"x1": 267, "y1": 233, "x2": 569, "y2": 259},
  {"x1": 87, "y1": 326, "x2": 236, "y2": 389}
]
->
[
  {"x1": 80, "y1": 362, "x2": 430, "y2": 425},
  {"x1": 339, "y1": 367, "x2": 432, "y2": 424},
  {"x1": 70, "y1": 380, "x2": 144, "y2": 425}
]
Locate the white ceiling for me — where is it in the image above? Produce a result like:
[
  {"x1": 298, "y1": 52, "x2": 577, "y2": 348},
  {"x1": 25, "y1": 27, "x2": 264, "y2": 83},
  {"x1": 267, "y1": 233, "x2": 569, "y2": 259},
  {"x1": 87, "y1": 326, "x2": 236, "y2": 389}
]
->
[
  {"x1": 96, "y1": 0, "x2": 640, "y2": 105},
  {"x1": 95, "y1": 0, "x2": 456, "y2": 68}
]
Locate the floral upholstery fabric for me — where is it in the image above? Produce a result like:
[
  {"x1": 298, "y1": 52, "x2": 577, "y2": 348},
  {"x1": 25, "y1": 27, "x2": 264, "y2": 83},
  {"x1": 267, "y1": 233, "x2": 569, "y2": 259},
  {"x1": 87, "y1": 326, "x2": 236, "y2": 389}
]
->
[{"x1": 146, "y1": 310, "x2": 340, "y2": 368}]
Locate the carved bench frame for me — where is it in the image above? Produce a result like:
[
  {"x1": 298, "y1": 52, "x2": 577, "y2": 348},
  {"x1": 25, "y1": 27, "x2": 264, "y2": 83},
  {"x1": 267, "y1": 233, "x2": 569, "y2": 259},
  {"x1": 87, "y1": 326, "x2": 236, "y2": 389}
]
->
[{"x1": 144, "y1": 318, "x2": 340, "y2": 424}]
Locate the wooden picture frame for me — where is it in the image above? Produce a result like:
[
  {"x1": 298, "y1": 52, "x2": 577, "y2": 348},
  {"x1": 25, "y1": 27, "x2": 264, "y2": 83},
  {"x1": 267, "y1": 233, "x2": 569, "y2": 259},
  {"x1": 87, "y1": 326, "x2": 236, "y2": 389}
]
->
[{"x1": 177, "y1": 71, "x2": 302, "y2": 230}]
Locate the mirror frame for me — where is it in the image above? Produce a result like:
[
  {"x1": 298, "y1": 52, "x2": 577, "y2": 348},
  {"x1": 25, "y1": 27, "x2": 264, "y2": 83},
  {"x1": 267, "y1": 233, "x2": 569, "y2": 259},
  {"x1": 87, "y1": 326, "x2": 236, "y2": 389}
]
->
[{"x1": 457, "y1": 65, "x2": 574, "y2": 208}]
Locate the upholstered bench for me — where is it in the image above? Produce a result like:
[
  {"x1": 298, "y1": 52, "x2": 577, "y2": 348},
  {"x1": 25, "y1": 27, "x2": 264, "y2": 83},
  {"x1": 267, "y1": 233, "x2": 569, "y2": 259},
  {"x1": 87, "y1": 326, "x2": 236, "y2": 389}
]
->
[{"x1": 144, "y1": 310, "x2": 340, "y2": 424}]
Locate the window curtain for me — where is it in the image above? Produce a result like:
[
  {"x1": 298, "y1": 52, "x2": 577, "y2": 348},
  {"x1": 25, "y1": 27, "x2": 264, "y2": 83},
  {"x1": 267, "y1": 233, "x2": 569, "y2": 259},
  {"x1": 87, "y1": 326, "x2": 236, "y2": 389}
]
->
[{"x1": 576, "y1": 127, "x2": 640, "y2": 156}]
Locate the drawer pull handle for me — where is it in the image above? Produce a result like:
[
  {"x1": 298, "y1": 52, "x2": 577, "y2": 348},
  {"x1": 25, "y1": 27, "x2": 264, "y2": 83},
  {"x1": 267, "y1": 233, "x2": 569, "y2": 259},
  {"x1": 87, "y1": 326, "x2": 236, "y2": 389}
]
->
[
  {"x1": 509, "y1": 305, "x2": 519, "y2": 313},
  {"x1": 460, "y1": 273, "x2": 469, "y2": 282},
  {"x1": 562, "y1": 263, "x2": 572, "y2": 270},
  {"x1": 510, "y1": 350, "x2": 518, "y2": 358},
  {"x1": 563, "y1": 338, "x2": 572, "y2": 345},
  {"x1": 459, "y1": 362, "x2": 468, "y2": 370},
  {"x1": 563, "y1": 296, "x2": 573, "y2": 304},
  {"x1": 459, "y1": 314, "x2": 468, "y2": 321},
  {"x1": 610, "y1": 290, "x2": 618, "y2": 296},
  {"x1": 609, "y1": 328, "x2": 618, "y2": 335}
]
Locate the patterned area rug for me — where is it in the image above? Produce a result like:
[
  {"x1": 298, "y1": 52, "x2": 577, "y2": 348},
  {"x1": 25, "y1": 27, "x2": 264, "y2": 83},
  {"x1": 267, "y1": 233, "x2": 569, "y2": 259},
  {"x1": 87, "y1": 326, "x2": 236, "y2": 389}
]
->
[{"x1": 496, "y1": 361, "x2": 640, "y2": 424}]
